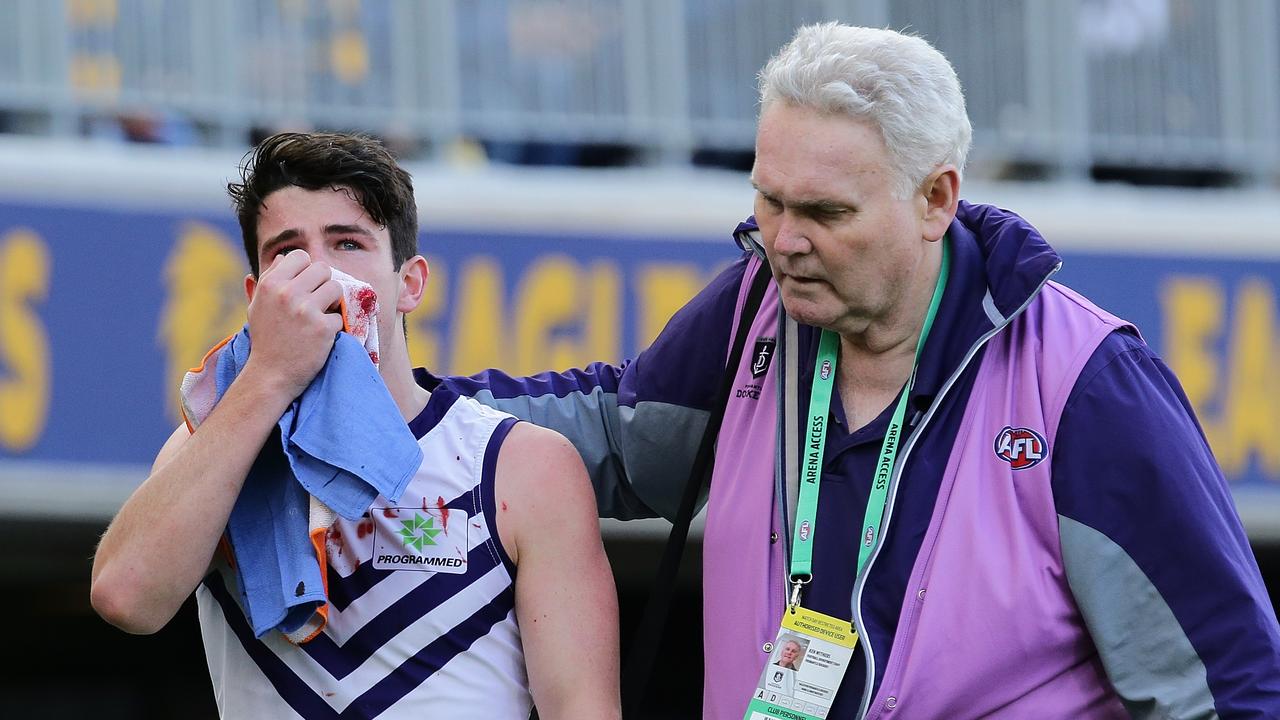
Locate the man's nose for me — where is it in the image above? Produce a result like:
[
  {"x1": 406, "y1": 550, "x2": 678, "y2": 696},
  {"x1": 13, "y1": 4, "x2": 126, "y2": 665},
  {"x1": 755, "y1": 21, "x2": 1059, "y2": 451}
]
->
[{"x1": 770, "y1": 213, "x2": 812, "y2": 256}]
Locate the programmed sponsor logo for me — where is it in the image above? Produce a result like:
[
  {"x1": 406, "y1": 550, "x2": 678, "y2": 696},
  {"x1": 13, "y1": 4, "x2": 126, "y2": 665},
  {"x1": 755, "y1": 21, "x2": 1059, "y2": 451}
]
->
[
  {"x1": 994, "y1": 426, "x2": 1047, "y2": 470},
  {"x1": 375, "y1": 554, "x2": 465, "y2": 569},
  {"x1": 398, "y1": 513, "x2": 443, "y2": 550},
  {"x1": 372, "y1": 507, "x2": 470, "y2": 574}
]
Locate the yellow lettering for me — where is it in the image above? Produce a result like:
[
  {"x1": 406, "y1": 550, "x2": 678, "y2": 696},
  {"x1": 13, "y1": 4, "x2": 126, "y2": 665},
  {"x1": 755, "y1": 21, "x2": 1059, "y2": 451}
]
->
[
  {"x1": 449, "y1": 257, "x2": 508, "y2": 375},
  {"x1": 0, "y1": 230, "x2": 52, "y2": 451},
  {"x1": 636, "y1": 263, "x2": 707, "y2": 351},
  {"x1": 583, "y1": 261, "x2": 621, "y2": 364},
  {"x1": 1161, "y1": 277, "x2": 1224, "y2": 448},
  {"x1": 159, "y1": 224, "x2": 247, "y2": 422},
  {"x1": 513, "y1": 257, "x2": 621, "y2": 374},
  {"x1": 515, "y1": 257, "x2": 577, "y2": 374},
  {"x1": 1217, "y1": 279, "x2": 1280, "y2": 476}
]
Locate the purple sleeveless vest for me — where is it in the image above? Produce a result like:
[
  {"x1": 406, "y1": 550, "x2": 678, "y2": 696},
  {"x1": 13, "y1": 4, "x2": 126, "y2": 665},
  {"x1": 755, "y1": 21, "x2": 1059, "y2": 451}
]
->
[{"x1": 702, "y1": 253, "x2": 1130, "y2": 719}]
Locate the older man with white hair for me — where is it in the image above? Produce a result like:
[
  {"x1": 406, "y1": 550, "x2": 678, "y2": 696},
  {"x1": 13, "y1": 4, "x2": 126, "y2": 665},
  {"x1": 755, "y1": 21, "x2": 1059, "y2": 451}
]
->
[{"x1": 449, "y1": 22, "x2": 1280, "y2": 719}]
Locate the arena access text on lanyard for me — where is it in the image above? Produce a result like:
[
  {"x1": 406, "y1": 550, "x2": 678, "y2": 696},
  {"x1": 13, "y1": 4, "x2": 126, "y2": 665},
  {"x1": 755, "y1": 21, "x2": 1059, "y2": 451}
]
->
[
  {"x1": 788, "y1": 239, "x2": 950, "y2": 612},
  {"x1": 743, "y1": 243, "x2": 950, "y2": 720}
]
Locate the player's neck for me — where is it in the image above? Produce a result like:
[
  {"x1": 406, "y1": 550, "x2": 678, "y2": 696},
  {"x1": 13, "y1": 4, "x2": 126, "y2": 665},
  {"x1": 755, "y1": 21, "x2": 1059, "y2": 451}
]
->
[{"x1": 377, "y1": 339, "x2": 431, "y2": 422}]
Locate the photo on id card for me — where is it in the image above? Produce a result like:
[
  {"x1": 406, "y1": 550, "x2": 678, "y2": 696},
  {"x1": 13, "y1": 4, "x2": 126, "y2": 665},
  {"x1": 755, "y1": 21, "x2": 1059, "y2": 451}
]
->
[{"x1": 745, "y1": 606, "x2": 856, "y2": 720}]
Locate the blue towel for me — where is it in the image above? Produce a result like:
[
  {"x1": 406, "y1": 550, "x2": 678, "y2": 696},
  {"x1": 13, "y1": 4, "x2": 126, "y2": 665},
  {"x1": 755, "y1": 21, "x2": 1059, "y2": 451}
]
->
[{"x1": 211, "y1": 327, "x2": 423, "y2": 638}]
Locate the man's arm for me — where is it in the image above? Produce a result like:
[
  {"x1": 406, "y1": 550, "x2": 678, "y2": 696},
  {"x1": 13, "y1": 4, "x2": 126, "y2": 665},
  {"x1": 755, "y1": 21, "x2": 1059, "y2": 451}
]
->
[
  {"x1": 443, "y1": 252, "x2": 754, "y2": 521},
  {"x1": 1053, "y1": 330, "x2": 1280, "y2": 718},
  {"x1": 90, "y1": 251, "x2": 343, "y2": 633},
  {"x1": 495, "y1": 423, "x2": 620, "y2": 719}
]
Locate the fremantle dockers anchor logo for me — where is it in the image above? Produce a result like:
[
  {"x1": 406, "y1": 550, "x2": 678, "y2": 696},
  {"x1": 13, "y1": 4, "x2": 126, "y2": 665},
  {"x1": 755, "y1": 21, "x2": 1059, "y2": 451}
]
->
[
  {"x1": 994, "y1": 426, "x2": 1047, "y2": 470},
  {"x1": 751, "y1": 338, "x2": 776, "y2": 378}
]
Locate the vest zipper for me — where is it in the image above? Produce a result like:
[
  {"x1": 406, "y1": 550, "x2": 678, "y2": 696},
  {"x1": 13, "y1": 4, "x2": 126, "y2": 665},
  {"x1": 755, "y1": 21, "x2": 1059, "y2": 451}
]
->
[{"x1": 852, "y1": 265, "x2": 1061, "y2": 719}]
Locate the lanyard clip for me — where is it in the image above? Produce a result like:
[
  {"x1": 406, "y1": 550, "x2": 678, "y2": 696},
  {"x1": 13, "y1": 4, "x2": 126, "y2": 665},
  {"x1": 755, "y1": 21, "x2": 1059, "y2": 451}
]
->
[{"x1": 788, "y1": 575, "x2": 810, "y2": 613}]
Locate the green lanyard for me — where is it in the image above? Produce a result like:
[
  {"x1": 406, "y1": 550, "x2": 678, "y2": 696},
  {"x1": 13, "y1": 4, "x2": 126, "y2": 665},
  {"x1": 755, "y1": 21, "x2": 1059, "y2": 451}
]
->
[{"x1": 788, "y1": 240, "x2": 951, "y2": 608}]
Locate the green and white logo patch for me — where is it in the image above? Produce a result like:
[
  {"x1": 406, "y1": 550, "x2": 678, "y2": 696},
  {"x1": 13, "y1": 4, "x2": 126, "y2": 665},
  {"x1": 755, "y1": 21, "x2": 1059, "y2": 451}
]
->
[
  {"x1": 398, "y1": 513, "x2": 443, "y2": 551},
  {"x1": 373, "y1": 506, "x2": 470, "y2": 574}
]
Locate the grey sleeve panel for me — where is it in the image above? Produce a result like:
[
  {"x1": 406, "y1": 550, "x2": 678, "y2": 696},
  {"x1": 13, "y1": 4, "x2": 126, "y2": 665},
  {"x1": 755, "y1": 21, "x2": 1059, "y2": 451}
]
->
[
  {"x1": 469, "y1": 388, "x2": 708, "y2": 522},
  {"x1": 617, "y1": 402, "x2": 711, "y2": 522},
  {"x1": 1058, "y1": 515, "x2": 1218, "y2": 720}
]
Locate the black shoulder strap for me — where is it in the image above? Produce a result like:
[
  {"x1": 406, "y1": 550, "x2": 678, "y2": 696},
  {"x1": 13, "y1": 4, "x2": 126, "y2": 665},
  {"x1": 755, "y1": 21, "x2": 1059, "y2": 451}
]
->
[{"x1": 621, "y1": 259, "x2": 773, "y2": 716}]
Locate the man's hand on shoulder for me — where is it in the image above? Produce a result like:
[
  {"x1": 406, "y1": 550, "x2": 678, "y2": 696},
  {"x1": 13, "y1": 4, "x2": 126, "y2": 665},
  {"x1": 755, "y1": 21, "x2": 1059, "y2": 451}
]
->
[{"x1": 494, "y1": 423, "x2": 621, "y2": 720}]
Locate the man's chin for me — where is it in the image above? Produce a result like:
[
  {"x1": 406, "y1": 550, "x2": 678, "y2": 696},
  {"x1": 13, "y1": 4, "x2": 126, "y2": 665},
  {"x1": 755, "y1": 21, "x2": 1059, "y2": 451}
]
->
[{"x1": 778, "y1": 295, "x2": 837, "y2": 330}]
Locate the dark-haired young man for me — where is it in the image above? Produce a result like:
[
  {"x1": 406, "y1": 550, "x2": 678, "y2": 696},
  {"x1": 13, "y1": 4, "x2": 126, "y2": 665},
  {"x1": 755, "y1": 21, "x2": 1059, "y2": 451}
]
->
[{"x1": 91, "y1": 132, "x2": 621, "y2": 719}]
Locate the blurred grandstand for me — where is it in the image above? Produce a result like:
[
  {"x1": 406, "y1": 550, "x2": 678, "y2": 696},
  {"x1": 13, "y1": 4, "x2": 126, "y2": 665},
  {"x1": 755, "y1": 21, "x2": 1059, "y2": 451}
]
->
[
  {"x1": 2, "y1": 1, "x2": 1280, "y2": 718},
  {"x1": 2, "y1": 0, "x2": 1279, "y2": 181}
]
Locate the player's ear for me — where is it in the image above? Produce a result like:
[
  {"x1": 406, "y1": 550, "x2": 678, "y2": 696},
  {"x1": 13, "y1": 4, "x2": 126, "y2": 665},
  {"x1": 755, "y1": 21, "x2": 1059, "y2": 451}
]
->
[
  {"x1": 396, "y1": 255, "x2": 430, "y2": 314},
  {"x1": 245, "y1": 273, "x2": 257, "y2": 303}
]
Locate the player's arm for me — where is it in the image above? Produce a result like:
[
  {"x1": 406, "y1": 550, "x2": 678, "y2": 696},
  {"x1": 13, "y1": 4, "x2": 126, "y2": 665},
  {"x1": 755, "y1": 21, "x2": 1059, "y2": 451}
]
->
[
  {"x1": 90, "y1": 251, "x2": 343, "y2": 634},
  {"x1": 495, "y1": 423, "x2": 621, "y2": 720}
]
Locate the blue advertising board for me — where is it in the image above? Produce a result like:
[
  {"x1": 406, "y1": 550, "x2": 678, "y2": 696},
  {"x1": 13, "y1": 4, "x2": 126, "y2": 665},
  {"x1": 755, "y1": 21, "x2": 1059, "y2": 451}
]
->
[{"x1": 1, "y1": 199, "x2": 1277, "y2": 529}]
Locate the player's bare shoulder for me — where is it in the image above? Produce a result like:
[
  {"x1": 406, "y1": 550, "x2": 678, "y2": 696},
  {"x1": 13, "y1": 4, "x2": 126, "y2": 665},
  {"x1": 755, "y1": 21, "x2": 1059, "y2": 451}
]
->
[{"x1": 492, "y1": 422, "x2": 597, "y2": 566}]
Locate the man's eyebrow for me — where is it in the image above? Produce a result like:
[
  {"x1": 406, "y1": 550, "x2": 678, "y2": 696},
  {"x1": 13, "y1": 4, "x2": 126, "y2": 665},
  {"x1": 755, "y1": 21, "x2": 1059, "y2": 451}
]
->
[
  {"x1": 751, "y1": 182, "x2": 847, "y2": 211},
  {"x1": 790, "y1": 199, "x2": 849, "y2": 214},
  {"x1": 260, "y1": 229, "x2": 299, "y2": 257},
  {"x1": 324, "y1": 224, "x2": 375, "y2": 237}
]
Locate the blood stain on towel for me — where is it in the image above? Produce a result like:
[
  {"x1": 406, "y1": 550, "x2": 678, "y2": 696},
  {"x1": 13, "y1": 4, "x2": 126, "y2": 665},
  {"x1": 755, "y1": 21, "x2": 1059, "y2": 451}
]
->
[
  {"x1": 368, "y1": 350, "x2": 379, "y2": 365},
  {"x1": 356, "y1": 287, "x2": 377, "y2": 315},
  {"x1": 356, "y1": 519, "x2": 374, "y2": 539},
  {"x1": 382, "y1": 507, "x2": 397, "y2": 518}
]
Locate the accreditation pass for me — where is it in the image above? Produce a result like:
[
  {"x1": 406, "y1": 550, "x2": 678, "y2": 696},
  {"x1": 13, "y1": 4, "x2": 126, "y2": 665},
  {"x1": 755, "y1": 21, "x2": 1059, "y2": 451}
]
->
[{"x1": 744, "y1": 606, "x2": 858, "y2": 720}]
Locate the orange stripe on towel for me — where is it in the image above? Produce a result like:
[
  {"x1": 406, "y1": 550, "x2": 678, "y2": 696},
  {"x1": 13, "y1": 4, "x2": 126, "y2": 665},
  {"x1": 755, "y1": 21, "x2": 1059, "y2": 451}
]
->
[
  {"x1": 288, "y1": 526, "x2": 332, "y2": 644},
  {"x1": 180, "y1": 331, "x2": 239, "y2": 434}
]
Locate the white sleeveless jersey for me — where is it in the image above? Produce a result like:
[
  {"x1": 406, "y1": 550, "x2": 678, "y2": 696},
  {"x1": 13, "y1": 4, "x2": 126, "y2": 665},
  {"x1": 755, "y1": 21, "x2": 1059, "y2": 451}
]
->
[{"x1": 196, "y1": 391, "x2": 531, "y2": 719}]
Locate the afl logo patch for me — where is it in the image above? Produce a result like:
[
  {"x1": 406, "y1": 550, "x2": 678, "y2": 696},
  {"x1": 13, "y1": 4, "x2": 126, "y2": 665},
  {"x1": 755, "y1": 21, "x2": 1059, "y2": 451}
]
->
[
  {"x1": 819, "y1": 359, "x2": 832, "y2": 380},
  {"x1": 798, "y1": 520, "x2": 811, "y2": 541},
  {"x1": 994, "y1": 426, "x2": 1047, "y2": 470}
]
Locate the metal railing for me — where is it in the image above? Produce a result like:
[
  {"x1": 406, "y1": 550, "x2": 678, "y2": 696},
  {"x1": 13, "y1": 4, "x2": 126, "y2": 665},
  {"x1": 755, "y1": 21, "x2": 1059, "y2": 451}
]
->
[{"x1": 1, "y1": 0, "x2": 1276, "y2": 179}]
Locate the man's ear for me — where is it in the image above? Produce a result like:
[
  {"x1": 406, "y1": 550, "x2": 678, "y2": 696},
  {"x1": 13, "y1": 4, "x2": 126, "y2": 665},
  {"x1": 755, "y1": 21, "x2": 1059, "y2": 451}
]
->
[
  {"x1": 244, "y1": 273, "x2": 257, "y2": 303},
  {"x1": 920, "y1": 165, "x2": 960, "y2": 243},
  {"x1": 396, "y1": 255, "x2": 430, "y2": 314}
]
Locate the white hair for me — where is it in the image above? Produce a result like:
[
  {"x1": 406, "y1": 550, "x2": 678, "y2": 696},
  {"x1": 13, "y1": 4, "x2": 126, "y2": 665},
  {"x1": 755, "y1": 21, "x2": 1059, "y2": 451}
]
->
[{"x1": 758, "y1": 23, "x2": 973, "y2": 198}]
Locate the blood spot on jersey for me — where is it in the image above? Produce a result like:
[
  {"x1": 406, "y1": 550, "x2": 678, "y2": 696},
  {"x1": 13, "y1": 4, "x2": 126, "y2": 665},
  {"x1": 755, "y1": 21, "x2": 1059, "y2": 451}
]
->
[
  {"x1": 356, "y1": 519, "x2": 374, "y2": 539},
  {"x1": 994, "y1": 426, "x2": 1047, "y2": 470},
  {"x1": 437, "y1": 496, "x2": 450, "y2": 530}
]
